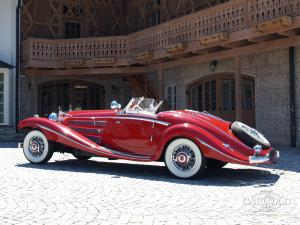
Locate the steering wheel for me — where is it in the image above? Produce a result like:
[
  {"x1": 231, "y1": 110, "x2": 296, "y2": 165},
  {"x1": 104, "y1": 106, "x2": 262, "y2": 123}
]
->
[{"x1": 132, "y1": 105, "x2": 142, "y2": 112}]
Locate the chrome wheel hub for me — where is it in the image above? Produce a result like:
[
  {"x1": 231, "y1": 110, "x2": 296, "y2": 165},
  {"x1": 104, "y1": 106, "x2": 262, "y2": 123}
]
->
[
  {"x1": 28, "y1": 136, "x2": 45, "y2": 157},
  {"x1": 172, "y1": 145, "x2": 196, "y2": 171}
]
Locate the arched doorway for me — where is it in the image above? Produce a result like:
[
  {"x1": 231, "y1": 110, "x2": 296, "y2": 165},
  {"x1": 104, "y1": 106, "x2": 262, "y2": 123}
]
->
[
  {"x1": 187, "y1": 73, "x2": 255, "y2": 126},
  {"x1": 38, "y1": 80, "x2": 105, "y2": 117}
]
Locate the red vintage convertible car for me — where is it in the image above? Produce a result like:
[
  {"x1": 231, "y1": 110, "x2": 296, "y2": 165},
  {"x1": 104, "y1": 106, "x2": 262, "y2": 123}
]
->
[{"x1": 18, "y1": 97, "x2": 279, "y2": 179}]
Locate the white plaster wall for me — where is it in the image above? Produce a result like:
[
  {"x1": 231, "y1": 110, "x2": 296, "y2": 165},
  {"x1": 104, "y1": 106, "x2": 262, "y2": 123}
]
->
[{"x1": 0, "y1": 0, "x2": 18, "y2": 125}]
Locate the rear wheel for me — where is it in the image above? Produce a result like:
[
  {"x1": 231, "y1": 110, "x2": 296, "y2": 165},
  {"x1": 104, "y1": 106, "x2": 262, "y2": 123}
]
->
[
  {"x1": 164, "y1": 138, "x2": 206, "y2": 179},
  {"x1": 23, "y1": 130, "x2": 53, "y2": 164}
]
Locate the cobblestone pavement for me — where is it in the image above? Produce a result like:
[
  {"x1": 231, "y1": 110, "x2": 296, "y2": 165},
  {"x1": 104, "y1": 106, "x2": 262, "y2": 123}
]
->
[{"x1": 0, "y1": 142, "x2": 299, "y2": 225}]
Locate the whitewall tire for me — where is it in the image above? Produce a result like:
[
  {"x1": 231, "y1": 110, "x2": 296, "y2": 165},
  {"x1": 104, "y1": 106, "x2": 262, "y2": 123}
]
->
[
  {"x1": 164, "y1": 138, "x2": 206, "y2": 179},
  {"x1": 23, "y1": 130, "x2": 53, "y2": 164}
]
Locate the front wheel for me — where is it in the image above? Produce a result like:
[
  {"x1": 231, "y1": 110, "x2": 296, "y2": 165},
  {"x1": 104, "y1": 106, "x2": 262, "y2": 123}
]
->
[
  {"x1": 164, "y1": 138, "x2": 206, "y2": 179},
  {"x1": 23, "y1": 130, "x2": 53, "y2": 164}
]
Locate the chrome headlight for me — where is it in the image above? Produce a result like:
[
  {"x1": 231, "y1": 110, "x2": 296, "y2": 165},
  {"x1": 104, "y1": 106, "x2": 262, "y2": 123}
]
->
[
  {"x1": 253, "y1": 145, "x2": 262, "y2": 155},
  {"x1": 48, "y1": 112, "x2": 58, "y2": 121}
]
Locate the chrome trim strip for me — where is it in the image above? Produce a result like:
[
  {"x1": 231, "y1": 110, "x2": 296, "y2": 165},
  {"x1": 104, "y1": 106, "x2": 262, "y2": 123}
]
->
[
  {"x1": 249, "y1": 150, "x2": 279, "y2": 164},
  {"x1": 116, "y1": 116, "x2": 170, "y2": 126},
  {"x1": 68, "y1": 116, "x2": 170, "y2": 126},
  {"x1": 95, "y1": 121, "x2": 108, "y2": 126},
  {"x1": 70, "y1": 126, "x2": 100, "y2": 134},
  {"x1": 196, "y1": 138, "x2": 246, "y2": 163},
  {"x1": 39, "y1": 125, "x2": 151, "y2": 160},
  {"x1": 68, "y1": 120, "x2": 95, "y2": 126},
  {"x1": 249, "y1": 155, "x2": 270, "y2": 164}
]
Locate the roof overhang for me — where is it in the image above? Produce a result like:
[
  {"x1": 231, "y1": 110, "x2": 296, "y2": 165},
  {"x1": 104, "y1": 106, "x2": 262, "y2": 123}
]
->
[{"x1": 0, "y1": 60, "x2": 15, "y2": 69}]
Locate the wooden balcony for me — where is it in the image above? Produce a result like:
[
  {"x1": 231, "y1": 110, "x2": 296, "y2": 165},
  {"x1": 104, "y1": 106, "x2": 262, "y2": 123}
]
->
[{"x1": 22, "y1": 0, "x2": 300, "y2": 72}]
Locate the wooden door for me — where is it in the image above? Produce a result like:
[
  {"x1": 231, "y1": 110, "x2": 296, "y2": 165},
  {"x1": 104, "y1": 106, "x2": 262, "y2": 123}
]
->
[
  {"x1": 219, "y1": 79, "x2": 235, "y2": 122},
  {"x1": 38, "y1": 80, "x2": 105, "y2": 116},
  {"x1": 188, "y1": 74, "x2": 255, "y2": 126},
  {"x1": 190, "y1": 80, "x2": 217, "y2": 115},
  {"x1": 242, "y1": 79, "x2": 255, "y2": 127}
]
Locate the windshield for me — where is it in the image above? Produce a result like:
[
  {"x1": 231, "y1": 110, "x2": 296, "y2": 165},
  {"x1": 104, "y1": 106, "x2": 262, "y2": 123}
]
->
[{"x1": 123, "y1": 97, "x2": 162, "y2": 115}]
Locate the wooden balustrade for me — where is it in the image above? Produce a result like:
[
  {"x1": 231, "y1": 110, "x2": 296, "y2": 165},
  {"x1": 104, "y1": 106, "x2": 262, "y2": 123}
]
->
[
  {"x1": 22, "y1": 0, "x2": 300, "y2": 67},
  {"x1": 22, "y1": 37, "x2": 129, "y2": 62}
]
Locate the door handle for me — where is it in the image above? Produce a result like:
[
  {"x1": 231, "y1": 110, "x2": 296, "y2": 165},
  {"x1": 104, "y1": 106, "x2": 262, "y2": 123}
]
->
[{"x1": 115, "y1": 120, "x2": 121, "y2": 124}]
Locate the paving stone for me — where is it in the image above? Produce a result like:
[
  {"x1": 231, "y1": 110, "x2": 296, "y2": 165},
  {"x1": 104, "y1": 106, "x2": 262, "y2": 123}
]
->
[{"x1": 0, "y1": 143, "x2": 299, "y2": 225}]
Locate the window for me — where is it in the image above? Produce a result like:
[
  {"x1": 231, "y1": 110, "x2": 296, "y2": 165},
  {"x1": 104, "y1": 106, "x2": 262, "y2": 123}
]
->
[
  {"x1": 191, "y1": 80, "x2": 216, "y2": 112},
  {"x1": 0, "y1": 73, "x2": 4, "y2": 123},
  {"x1": 147, "y1": 0, "x2": 161, "y2": 27},
  {"x1": 123, "y1": 86, "x2": 132, "y2": 107},
  {"x1": 165, "y1": 85, "x2": 176, "y2": 110},
  {"x1": 222, "y1": 80, "x2": 235, "y2": 111},
  {"x1": 191, "y1": 85, "x2": 202, "y2": 112},
  {"x1": 242, "y1": 79, "x2": 254, "y2": 111},
  {"x1": 64, "y1": 22, "x2": 81, "y2": 39},
  {"x1": 204, "y1": 80, "x2": 216, "y2": 111},
  {"x1": 149, "y1": 11, "x2": 160, "y2": 27}
]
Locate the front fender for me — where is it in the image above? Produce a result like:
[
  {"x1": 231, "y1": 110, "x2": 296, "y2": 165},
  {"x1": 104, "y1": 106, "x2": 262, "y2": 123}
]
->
[
  {"x1": 19, "y1": 117, "x2": 102, "y2": 153},
  {"x1": 18, "y1": 117, "x2": 151, "y2": 161},
  {"x1": 154, "y1": 123, "x2": 250, "y2": 164}
]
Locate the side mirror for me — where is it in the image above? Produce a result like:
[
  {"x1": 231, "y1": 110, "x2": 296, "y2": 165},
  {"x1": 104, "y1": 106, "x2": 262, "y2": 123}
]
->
[{"x1": 111, "y1": 100, "x2": 121, "y2": 110}]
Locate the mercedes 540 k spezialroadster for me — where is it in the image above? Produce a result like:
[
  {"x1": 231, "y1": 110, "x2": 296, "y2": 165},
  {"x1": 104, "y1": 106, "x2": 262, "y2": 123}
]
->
[{"x1": 18, "y1": 97, "x2": 279, "y2": 179}]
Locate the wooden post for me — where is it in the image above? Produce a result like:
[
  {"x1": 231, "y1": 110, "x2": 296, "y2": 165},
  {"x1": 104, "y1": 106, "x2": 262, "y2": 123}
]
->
[{"x1": 235, "y1": 55, "x2": 242, "y2": 121}]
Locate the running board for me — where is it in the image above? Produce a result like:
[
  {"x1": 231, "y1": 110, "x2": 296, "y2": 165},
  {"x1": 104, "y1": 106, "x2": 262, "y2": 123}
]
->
[{"x1": 99, "y1": 145, "x2": 152, "y2": 161}]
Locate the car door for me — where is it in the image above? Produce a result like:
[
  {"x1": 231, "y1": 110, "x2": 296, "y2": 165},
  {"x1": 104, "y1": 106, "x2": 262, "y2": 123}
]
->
[{"x1": 101, "y1": 114, "x2": 156, "y2": 156}]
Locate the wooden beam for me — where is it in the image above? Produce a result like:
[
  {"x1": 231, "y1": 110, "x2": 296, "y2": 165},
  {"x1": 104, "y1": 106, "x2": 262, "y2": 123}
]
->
[
  {"x1": 222, "y1": 40, "x2": 253, "y2": 49},
  {"x1": 278, "y1": 29, "x2": 300, "y2": 37},
  {"x1": 248, "y1": 33, "x2": 282, "y2": 43},
  {"x1": 234, "y1": 55, "x2": 242, "y2": 122},
  {"x1": 149, "y1": 36, "x2": 300, "y2": 71},
  {"x1": 25, "y1": 66, "x2": 149, "y2": 76}
]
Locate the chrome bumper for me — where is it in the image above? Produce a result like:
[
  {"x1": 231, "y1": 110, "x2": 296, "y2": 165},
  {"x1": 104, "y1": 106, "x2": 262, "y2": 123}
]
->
[{"x1": 249, "y1": 150, "x2": 280, "y2": 164}]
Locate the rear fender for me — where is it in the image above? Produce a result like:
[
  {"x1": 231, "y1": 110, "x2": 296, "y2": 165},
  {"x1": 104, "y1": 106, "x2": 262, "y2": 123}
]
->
[{"x1": 154, "y1": 123, "x2": 249, "y2": 164}]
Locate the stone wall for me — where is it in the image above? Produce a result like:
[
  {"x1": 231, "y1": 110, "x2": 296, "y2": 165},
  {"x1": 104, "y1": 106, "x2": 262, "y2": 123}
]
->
[
  {"x1": 242, "y1": 49, "x2": 291, "y2": 147},
  {"x1": 159, "y1": 48, "x2": 296, "y2": 147}
]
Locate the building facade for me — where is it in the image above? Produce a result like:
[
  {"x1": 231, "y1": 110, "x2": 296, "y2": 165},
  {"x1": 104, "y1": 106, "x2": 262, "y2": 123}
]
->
[
  {"x1": 19, "y1": 0, "x2": 300, "y2": 147},
  {"x1": 0, "y1": 0, "x2": 18, "y2": 126}
]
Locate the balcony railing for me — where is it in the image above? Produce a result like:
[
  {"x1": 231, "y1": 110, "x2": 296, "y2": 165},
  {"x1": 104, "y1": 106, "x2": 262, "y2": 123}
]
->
[{"x1": 22, "y1": 0, "x2": 300, "y2": 68}]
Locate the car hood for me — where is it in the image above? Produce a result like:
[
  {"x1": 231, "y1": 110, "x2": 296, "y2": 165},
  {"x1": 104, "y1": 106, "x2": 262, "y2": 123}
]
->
[{"x1": 63, "y1": 110, "x2": 117, "y2": 118}]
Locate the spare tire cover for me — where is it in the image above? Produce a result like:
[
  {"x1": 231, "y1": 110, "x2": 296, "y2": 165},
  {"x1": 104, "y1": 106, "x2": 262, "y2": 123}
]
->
[{"x1": 231, "y1": 121, "x2": 270, "y2": 149}]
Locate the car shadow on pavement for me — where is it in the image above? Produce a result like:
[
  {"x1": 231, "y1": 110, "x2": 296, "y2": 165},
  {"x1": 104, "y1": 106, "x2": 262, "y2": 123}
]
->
[{"x1": 17, "y1": 159, "x2": 280, "y2": 187}]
